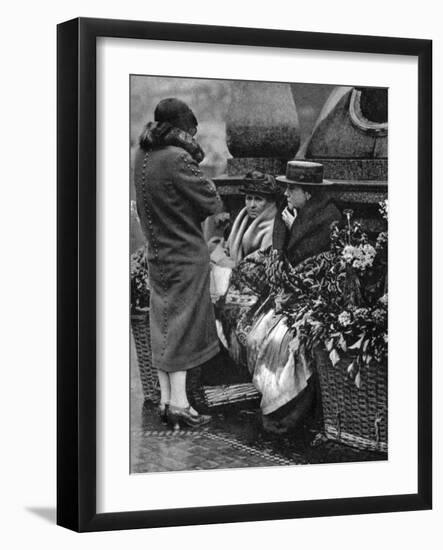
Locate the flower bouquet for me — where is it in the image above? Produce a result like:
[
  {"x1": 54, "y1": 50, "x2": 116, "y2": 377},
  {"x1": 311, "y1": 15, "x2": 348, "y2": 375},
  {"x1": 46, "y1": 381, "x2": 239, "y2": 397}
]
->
[{"x1": 267, "y1": 201, "x2": 388, "y2": 451}]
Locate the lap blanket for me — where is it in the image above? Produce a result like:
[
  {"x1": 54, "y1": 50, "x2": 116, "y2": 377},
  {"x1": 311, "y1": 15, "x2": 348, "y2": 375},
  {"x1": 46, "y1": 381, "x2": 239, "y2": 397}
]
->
[{"x1": 216, "y1": 250, "x2": 314, "y2": 414}]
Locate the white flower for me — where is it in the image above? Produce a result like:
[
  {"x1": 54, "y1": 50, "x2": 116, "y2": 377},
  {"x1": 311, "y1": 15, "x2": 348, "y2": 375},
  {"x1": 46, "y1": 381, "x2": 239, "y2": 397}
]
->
[
  {"x1": 379, "y1": 293, "x2": 388, "y2": 306},
  {"x1": 362, "y1": 244, "x2": 376, "y2": 257},
  {"x1": 379, "y1": 199, "x2": 388, "y2": 220},
  {"x1": 372, "y1": 308, "x2": 385, "y2": 323},
  {"x1": 342, "y1": 245, "x2": 357, "y2": 263},
  {"x1": 354, "y1": 307, "x2": 369, "y2": 319},
  {"x1": 353, "y1": 244, "x2": 376, "y2": 271},
  {"x1": 338, "y1": 311, "x2": 352, "y2": 327}
]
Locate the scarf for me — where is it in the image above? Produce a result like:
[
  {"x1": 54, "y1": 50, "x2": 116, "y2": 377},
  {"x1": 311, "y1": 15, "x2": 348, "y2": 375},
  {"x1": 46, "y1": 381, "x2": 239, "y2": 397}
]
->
[
  {"x1": 139, "y1": 121, "x2": 205, "y2": 163},
  {"x1": 227, "y1": 203, "x2": 277, "y2": 265}
]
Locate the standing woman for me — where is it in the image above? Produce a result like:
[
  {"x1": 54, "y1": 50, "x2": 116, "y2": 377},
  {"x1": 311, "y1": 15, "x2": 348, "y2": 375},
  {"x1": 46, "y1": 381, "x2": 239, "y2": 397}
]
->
[{"x1": 134, "y1": 98, "x2": 222, "y2": 428}]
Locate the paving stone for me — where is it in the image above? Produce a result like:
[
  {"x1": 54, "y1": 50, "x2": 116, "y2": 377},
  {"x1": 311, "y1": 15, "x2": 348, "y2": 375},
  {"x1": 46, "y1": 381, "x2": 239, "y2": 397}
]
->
[{"x1": 131, "y1": 342, "x2": 386, "y2": 473}]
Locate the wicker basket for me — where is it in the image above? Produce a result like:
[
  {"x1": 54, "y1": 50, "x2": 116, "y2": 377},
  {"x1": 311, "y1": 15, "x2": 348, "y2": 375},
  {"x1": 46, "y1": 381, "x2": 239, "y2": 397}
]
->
[
  {"x1": 315, "y1": 347, "x2": 388, "y2": 453},
  {"x1": 131, "y1": 309, "x2": 258, "y2": 409},
  {"x1": 131, "y1": 309, "x2": 160, "y2": 402},
  {"x1": 201, "y1": 383, "x2": 260, "y2": 408}
]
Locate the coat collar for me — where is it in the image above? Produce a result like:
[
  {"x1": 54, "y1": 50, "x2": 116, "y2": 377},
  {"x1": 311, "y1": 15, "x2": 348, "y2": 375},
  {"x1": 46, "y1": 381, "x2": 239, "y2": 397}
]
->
[
  {"x1": 286, "y1": 192, "x2": 334, "y2": 249},
  {"x1": 139, "y1": 121, "x2": 205, "y2": 163}
]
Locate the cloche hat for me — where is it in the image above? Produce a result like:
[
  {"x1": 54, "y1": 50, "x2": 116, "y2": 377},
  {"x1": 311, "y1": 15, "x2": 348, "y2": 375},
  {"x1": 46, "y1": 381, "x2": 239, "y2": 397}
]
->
[{"x1": 154, "y1": 98, "x2": 197, "y2": 127}]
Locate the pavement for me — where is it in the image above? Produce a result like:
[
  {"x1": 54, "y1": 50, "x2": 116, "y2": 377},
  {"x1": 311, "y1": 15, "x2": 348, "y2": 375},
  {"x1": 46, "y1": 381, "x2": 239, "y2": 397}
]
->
[{"x1": 130, "y1": 340, "x2": 386, "y2": 474}]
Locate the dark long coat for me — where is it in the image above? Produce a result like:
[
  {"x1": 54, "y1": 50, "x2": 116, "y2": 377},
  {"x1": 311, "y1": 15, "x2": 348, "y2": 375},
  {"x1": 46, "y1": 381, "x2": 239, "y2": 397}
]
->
[
  {"x1": 134, "y1": 145, "x2": 221, "y2": 372},
  {"x1": 273, "y1": 192, "x2": 342, "y2": 266}
]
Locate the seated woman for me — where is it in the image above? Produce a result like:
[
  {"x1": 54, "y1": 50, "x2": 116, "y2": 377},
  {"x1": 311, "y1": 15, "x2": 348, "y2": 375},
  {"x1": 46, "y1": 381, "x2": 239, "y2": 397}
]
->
[
  {"x1": 209, "y1": 170, "x2": 278, "y2": 300},
  {"x1": 227, "y1": 170, "x2": 278, "y2": 264},
  {"x1": 219, "y1": 161, "x2": 342, "y2": 433},
  {"x1": 273, "y1": 161, "x2": 343, "y2": 267}
]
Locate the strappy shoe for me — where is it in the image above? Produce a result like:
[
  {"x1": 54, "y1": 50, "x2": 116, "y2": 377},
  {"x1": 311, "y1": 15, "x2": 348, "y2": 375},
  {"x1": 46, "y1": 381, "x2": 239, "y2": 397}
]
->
[{"x1": 166, "y1": 405, "x2": 212, "y2": 430}]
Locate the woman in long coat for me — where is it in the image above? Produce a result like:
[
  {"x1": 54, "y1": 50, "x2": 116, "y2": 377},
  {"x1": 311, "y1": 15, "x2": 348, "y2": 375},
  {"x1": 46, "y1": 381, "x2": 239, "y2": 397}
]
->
[{"x1": 134, "y1": 98, "x2": 222, "y2": 428}]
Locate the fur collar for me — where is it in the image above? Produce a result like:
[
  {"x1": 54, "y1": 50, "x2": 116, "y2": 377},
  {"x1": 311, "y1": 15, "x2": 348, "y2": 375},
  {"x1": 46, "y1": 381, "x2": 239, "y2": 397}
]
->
[
  {"x1": 228, "y1": 204, "x2": 277, "y2": 265},
  {"x1": 139, "y1": 121, "x2": 205, "y2": 163}
]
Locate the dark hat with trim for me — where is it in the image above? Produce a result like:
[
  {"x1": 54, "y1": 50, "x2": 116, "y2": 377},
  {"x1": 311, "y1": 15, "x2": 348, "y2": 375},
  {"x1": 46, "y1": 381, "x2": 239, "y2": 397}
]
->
[
  {"x1": 154, "y1": 98, "x2": 197, "y2": 127},
  {"x1": 276, "y1": 161, "x2": 333, "y2": 187},
  {"x1": 239, "y1": 170, "x2": 279, "y2": 197}
]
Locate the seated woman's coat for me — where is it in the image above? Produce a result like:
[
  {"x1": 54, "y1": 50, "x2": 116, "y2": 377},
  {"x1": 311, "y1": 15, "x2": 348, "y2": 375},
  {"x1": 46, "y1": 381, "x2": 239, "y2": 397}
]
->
[{"x1": 273, "y1": 192, "x2": 342, "y2": 266}]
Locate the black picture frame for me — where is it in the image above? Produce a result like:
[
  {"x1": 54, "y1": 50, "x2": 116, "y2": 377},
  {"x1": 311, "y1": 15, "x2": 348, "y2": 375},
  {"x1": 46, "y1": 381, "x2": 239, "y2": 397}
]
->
[{"x1": 57, "y1": 17, "x2": 432, "y2": 532}]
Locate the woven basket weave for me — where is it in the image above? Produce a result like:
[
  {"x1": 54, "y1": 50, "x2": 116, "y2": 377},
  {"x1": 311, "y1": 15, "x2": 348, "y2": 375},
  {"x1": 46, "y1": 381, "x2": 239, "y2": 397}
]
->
[
  {"x1": 130, "y1": 310, "x2": 257, "y2": 409},
  {"x1": 315, "y1": 347, "x2": 388, "y2": 453},
  {"x1": 131, "y1": 310, "x2": 160, "y2": 402},
  {"x1": 130, "y1": 309, "x2": 209, "y2": 408}
]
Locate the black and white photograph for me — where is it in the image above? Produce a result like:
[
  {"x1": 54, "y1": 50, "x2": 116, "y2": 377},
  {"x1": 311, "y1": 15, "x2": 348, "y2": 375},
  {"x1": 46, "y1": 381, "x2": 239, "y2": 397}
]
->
[
  {"x1": 130, "y1": 76, "x2": 389, "y2": 474},
  {"x1": 2, "y1": 0, "x2": 436, "y2": 542}
]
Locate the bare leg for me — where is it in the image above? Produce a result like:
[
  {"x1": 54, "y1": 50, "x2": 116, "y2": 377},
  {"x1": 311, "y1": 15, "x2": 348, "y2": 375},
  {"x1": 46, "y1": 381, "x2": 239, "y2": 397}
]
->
[
  {"x1": 169, "y1": 370, "x2": 197, "y2": 413},
  {"x1": 157, "y1": 369, "x2": 171, "y2": 407}
]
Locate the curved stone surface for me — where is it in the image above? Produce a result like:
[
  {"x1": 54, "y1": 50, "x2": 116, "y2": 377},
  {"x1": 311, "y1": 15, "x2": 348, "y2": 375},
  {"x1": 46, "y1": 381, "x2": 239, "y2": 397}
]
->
[
  {"x1": 289, "y1": 83, "x2": 336, "y2": 149},
  {"x1": 301, "y1": 87, "x2": 388, "y2": 159},
  {"x1": 226, "y1": 81, "x2": 300, "y2": 158}
]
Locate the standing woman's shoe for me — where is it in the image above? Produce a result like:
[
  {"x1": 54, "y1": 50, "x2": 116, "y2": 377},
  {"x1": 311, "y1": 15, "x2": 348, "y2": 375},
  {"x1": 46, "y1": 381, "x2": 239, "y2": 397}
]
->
[
  {"x1": 167, "y1": 405, "x2": 212, "y2": 430},
  {"x1": 158, "y1": 402, "x2": 169, "y2": 424}
]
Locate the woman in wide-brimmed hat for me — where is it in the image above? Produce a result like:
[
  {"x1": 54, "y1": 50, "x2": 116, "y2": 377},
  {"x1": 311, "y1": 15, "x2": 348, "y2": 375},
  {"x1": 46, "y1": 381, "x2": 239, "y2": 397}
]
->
[
  {"x1": 273, "y1": 160, "x2": 342, "y2": 267},
  {"x1": 218, "y1": 161, "x2": 342, "y2": 433},
  {"x1": 246, "y1": 161, "x2": 342, "y2": 429}
]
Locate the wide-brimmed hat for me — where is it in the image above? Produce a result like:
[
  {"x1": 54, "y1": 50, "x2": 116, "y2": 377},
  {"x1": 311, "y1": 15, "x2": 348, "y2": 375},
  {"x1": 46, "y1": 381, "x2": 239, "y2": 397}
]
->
[
  {"x1": 276, "y1": 160, "x2": 333, "y2": 187},
  {"x1": 239, "y1": 170, "x2": 279, "y2": 197}
]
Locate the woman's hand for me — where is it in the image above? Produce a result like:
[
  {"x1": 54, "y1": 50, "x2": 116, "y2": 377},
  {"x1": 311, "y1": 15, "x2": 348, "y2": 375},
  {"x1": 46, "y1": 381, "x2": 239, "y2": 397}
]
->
[
  {"x1": 274, "y1": 290, "x2": 294, "y2": 313},
  {"x1": 282, "y1": 206, "x2": 297, "y2": 229},
  {"x1": 208, "y1": 236, "x2": 223, "y2": 255}
]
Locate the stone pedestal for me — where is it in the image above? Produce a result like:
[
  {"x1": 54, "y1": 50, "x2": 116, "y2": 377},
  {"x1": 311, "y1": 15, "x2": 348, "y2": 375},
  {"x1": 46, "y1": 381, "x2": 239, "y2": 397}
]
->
[
  {"x1": 300, "y1": 87, "x2": 388, "y2": 233},
  {"x1": 225, "y1": 80, "x2": 300, "y2": 177},
  {"x1": 212, "y1": 84, "x2": 387, "y2": 237},
  {"x1": 303, "y1": 87, "x2": 388, "y2": 159}
]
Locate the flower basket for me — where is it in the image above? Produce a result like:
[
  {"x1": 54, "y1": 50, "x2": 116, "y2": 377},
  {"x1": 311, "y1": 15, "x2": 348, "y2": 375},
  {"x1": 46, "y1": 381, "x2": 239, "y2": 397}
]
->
[
  {"x1": 201, "y1": 383, "x2": 260, "y2": 407},
  {"x1": 269, "y1": 202, "x2": 388, "y2": 451},
  {"x1": 130, "y1": 246, "x2": 160, "y2": 402},
  {"x1": 315, "y1": 347, "x2": 387, "y2": 452},
  {"x1": 131, "y1": 309, "x2": 212, "y2": 409},
  {"x1": 131, "y1": 309, "x2": 160, "y2": 402},
  {"x1": 130, "y1": 245, "x2": 258, "y2": 409}
]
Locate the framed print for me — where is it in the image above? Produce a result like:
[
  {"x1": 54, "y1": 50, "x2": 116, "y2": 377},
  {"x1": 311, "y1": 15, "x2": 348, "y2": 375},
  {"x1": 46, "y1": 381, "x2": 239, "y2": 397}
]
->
[{"x1": 57, "y1": 17, "x2": 432, "y2": 532}]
